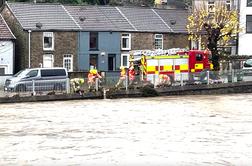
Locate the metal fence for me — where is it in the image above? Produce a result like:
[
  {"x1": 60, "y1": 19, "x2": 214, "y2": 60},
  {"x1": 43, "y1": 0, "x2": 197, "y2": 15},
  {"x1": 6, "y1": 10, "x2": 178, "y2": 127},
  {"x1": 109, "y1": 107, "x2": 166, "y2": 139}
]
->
[
  {"x1": 70, "y1": 69, "x2": 252, "y2": 93},
  {"x1": 6, "y1": 79, "x2": 69, "y2": 96},
  {"x1": 2, "y1": 69, "x2": 252, "y2": 97}
]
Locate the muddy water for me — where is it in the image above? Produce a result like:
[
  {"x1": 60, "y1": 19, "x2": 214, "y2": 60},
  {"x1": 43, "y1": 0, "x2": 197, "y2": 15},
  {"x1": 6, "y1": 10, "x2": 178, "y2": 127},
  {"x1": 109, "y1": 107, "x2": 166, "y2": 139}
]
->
[{"x1": 0, "y1": 94, "x2": 252, "y2": 165}]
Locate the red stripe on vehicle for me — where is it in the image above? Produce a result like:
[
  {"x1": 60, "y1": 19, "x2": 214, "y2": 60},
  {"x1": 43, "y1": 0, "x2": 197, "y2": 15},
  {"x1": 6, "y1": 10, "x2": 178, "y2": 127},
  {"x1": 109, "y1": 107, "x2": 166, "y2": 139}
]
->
[
  {"x1": 175, "y1": 65, "x2": 180, "y2": 70},
  {"x1": 147, "y1": 71, "x2": 155, "y2": 74}
]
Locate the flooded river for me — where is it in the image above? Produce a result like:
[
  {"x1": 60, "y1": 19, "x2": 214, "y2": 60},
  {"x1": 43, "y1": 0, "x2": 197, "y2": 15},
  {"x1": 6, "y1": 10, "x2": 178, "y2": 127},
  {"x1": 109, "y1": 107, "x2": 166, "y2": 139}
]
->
[{"x1": 0, "y1": 94, "x2": 252, "y2": 165}]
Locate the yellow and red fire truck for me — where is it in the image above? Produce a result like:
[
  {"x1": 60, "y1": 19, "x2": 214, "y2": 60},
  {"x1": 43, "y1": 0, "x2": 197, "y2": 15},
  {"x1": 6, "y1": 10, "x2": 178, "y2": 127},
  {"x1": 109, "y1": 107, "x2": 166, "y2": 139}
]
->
[{"x1": 130, "y1": 48, "x2": 213, "y2": 84}]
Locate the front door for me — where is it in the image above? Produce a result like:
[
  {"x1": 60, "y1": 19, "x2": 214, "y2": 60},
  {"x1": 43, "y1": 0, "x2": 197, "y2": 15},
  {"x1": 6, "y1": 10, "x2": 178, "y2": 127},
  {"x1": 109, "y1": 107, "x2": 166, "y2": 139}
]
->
[
  {"x1": 43, "y1": 54, "x2": 54, "y2": 68},
  {"x1": 108, "y1": 54, "x2": 116, "y2": 71},
  {"x1": 89, "y1": 54, "x2": 98, "y2": 69}
]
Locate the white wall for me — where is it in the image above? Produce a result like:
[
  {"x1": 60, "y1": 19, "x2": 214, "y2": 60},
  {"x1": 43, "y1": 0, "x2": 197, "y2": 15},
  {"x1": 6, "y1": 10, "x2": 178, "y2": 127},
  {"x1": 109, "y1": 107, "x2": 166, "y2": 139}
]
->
[
  {"x1": 238, "y1": 0, "x2": 252, "y2": 55},
  {"x1": 0, "y1": 41, "x2": 14, "y2": 75}
]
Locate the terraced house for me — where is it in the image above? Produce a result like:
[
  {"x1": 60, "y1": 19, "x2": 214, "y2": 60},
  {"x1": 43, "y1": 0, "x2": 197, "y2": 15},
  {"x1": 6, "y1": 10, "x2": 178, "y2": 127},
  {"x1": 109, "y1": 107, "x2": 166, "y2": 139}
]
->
[
  {"x1": 1, "y1": 3, "x2": 80, "y2": 73},
  {"x1": 1, "y1": 2, "x2": 189, "y2": 74},
  {"x1": 239, "y1": 0, "x2": 252, "y2": 55},
  {"x1": 61, "y1": 5, "x2": 189, "y2": 72},
  {"x1": 0, "y1": 14, "x2": 15, "y2": 76}
]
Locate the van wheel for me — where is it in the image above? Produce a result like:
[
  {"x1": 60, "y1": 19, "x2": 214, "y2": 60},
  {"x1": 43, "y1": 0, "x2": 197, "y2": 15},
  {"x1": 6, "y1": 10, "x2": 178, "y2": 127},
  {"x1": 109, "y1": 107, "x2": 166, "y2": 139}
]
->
[
  {"x1": 54, "y1": 83, "x2": 63, "y2": 91},
  {"x1": 16, "y1": 84, "x2": 26, "y2": 92}
]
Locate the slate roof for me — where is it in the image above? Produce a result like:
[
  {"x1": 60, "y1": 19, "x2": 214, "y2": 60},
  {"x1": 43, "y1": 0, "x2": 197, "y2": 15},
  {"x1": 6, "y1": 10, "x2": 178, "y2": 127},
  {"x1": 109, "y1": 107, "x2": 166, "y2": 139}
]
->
[
  {"x1": 65, "y1": 6, "x2": 118, "y2": 31},
  {"x1": 6, "y1": 2, "x2": 189, "y2": 33},
  {"x1": 154, "y1": 9, "x2": 188, "y2": 33},
  {"x1": 98, "y1": 6, "x2": 135, "y2": 31},
  {"x1": 0, "y1": 14, "x2": 15, "y2": 40},
  {"x1": 66, "y1": 5, "x2": 188, "y2": 33},
  {"x1": 117, "y1": 7, "x2": 172, "y2": 32},
  {"x1": 7, "y1": 2, "x2": 80, "y2": 31}
]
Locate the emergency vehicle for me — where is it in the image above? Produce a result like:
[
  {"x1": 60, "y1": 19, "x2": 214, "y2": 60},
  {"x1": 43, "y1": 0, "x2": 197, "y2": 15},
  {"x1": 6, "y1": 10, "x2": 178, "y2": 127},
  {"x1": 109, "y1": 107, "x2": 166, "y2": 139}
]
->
[{"x1": 129, "y1": 48, "x2": 213, "y2": 84}]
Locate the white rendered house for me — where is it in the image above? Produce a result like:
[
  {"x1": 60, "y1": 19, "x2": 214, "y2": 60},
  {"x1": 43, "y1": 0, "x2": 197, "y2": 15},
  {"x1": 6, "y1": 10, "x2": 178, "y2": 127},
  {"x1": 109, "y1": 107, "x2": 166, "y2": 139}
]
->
[
  {"x1": 238, "y1": 0, "x2": 252, "y2": 55},
  {"x1": 0, "y1": 14, "x2": 15, "y2": 75}
]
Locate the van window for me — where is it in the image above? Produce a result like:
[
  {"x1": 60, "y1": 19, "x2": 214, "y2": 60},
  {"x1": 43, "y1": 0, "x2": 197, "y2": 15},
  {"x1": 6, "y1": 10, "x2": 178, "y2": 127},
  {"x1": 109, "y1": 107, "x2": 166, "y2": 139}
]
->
[
  {"x1": 14, "y1": 70, "x2": 25, "y2": 77},
  {"x1": 244, "y1": 59, "x2": 252, "y2": 67},
  {"x1": 26, "y1": 70, "x2": 38, "y2": 78},
  {"x1": 41, "y1": 69, "x2": 66, "y2": 77},
  {"x1": 196, "y1": 54, "x2": 203, "y2": 61}
]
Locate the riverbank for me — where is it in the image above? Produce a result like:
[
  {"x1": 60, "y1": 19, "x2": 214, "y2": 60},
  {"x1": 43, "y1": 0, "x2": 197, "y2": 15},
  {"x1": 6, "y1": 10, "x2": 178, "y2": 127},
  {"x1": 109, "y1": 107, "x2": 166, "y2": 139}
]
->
[{"x1": 0, "y1": 81, "x2": 252, "y2": 104}]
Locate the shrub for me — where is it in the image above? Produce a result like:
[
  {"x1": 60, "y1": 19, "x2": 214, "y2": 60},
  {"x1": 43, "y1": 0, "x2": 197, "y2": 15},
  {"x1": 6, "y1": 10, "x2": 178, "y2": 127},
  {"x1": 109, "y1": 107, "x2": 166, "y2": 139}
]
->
[{"x1": 140, "y1": 85, "x2": 159, "y2": 97}]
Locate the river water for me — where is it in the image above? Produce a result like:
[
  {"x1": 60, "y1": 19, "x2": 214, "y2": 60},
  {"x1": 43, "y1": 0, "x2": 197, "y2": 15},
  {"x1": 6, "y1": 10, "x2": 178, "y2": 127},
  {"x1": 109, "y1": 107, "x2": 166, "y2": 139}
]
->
[{"x1": 0, "y1": 94, "x2": 252, "y2": 165}]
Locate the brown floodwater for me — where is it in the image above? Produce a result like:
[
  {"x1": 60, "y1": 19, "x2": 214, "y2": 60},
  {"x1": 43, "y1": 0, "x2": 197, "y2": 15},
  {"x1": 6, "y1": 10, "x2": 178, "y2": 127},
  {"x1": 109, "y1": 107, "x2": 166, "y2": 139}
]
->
[{"x1": 0, "y1": 94, "x2": 252, "y2": 165}]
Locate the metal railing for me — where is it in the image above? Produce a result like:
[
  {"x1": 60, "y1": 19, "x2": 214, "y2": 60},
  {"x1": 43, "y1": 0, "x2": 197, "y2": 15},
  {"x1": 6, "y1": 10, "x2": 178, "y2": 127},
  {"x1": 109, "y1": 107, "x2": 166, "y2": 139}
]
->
[
  {"x1": 8, "y1": 78, "x2": 69, "y2": 95},
  {"x1": 2, "y1": 69, "x2": 252, "y2": 97}
]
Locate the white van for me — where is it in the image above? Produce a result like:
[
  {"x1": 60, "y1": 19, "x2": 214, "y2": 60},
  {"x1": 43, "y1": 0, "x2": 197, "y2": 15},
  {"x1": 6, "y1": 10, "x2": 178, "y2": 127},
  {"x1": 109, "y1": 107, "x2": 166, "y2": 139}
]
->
[
  {"x1": 243, "y1": 59, "x2": 252, "y2": 76},
  {"x1": 4, "y1": 67, "x2": 68, "y2": 92}
]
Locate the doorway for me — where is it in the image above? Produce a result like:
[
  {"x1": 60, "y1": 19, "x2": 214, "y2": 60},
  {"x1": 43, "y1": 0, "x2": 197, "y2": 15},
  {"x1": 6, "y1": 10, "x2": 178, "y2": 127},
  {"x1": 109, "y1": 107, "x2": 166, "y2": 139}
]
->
[
  {"x1": 108, "y1": 54, "x2": 116, "y2": 71},
  {"x1": 89, "y1": 54, "x2": 98, "y2": 69}
]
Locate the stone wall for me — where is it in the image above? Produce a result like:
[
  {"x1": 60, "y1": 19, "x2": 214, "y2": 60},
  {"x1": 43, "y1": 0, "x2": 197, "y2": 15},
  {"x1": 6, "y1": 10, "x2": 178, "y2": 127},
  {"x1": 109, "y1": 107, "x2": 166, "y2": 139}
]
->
[
  {"x1": 131, "y1": 32, "x2": 189, "y2": 50},
  {"x1": 1, "y1": 81, "x2": 252, "y2": 103},
  {"x1": 30, "y1": 32, "x2": 78, "y2": 70},
  {"x1": 164, "y1": 34, "x2": 189, "y2": 49}
]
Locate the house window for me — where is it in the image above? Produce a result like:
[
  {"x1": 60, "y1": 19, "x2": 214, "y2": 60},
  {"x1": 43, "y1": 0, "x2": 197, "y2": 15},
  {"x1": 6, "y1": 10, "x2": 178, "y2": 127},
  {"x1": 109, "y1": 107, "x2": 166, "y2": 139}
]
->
[
  {"x1": 121, "y1": 33, "x2": 131, "y2": 50},
  {"x1": 90, "y1": 32, "x2": 98, "y2": 50},
  {"x1": 43, "y1": 32, "x2": 54, "y2": 50},
  {"x1": 121, "y1": 54, "x2": 129, "y2": 67},
  {"x1": 246, "y1": 15, "x2": 252, "y2": 33},
  {"x1": 154, "y1": 34, "x2": 163, "y2": 49},
  {"x1": 43, "y1": 54, "x2": 54, "y2": 68},
  {"x1": 63, "y1": 54, "x2": 73, "y2": 72},
  {"x1": 208, "y1": 1, "x2": 215, "y2": 14},
  {"x1": 248, "y1": 0, "x2": 252, "y2": 7},
  {"x1": 108, "y1": 54, "x2": 116, "y2": 71},
  {"x1": 226, "y1": 0, "x2": 231, "y2": 10}
]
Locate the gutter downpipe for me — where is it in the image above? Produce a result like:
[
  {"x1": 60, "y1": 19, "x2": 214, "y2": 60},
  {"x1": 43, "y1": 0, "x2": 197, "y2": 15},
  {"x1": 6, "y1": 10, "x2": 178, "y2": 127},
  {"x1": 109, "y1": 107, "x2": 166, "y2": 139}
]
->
[
  {"x1": 28, "y1": 29, "x2": 31, "y2": 68},
  {"x1": 236, "y1": 0, "x2": 240, "y2": 55}
]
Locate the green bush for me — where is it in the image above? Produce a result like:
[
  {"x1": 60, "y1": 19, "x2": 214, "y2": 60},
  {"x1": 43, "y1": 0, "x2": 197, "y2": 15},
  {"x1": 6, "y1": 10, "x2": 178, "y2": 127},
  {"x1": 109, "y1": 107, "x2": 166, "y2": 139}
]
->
[{"x1": 140, "y1": 85, "x2": 159, "y2": 97}]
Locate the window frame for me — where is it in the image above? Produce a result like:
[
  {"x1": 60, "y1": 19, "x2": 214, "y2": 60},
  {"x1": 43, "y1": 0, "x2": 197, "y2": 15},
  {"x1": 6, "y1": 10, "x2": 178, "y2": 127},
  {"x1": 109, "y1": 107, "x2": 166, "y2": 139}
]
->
[
  {"x1": 246, "y1": 15, "x2": 252, "y2": 33},
  {"x1": 154, "y1": 34, "x2": 163, "y2": 50},
  {"x1": 63, "y1": 54, "x2": 73, "y2": 72},
  {"x1": 121, "y1": 54, "x2": 129, "y2": 67},
  {"x1": 43, "y1": 32, "x2": 54, "y2": 51},
  {"x1": 121, "y1": 33, "x2": 131, "y2": 50}
]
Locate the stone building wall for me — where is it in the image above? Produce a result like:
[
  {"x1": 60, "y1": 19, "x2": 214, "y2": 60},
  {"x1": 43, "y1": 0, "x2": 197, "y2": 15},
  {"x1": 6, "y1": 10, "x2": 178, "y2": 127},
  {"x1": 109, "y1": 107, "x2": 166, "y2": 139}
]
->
[
  {"x1": 131, "y1": 32, "x2": 189, "y2": 50},
  {"x1": 30, "y1": 32, "x2": 78, "y2": 70}
]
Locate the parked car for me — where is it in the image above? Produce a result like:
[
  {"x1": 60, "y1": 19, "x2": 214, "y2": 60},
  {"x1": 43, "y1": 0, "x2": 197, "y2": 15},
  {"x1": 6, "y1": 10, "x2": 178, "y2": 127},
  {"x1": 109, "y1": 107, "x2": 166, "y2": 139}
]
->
[
  {"x1": 4, "y1": 67, "x2": 68, "y2": 92},
  {"x1": 242, "y1": 59, "x2": 252, "y2": 76}
]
